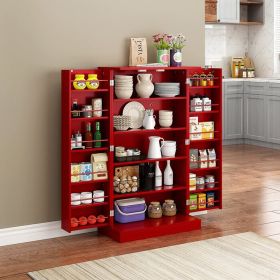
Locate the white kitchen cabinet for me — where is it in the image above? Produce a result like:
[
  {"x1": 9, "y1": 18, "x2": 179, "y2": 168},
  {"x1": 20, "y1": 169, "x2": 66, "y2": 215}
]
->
[
  {"x1": 267, "y1": 95, "x2": 280, "y2": 145},
  {"x1": 244, "y1": 93, "x2": 266, "y2": 141},
  {"x1": 217, "y1": 0, "x2": 240, "y2": 23},
  {"x1": 224, "y1": 93, "x2": 244, "y2": 139}
]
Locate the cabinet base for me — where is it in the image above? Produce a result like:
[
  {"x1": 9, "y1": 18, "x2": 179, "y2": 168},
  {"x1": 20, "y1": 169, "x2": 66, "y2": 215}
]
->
[{"x1": 101, "y1": 214, "x2": 201, "y2": 243}]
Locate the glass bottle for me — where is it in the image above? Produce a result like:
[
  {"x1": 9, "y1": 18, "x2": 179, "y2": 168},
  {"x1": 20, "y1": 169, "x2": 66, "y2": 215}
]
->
[
  {"x1": 155, "y1": 161, "x2": 162, "y2": 190},
  {"x1": 71, "y1": 99, "x2": 80, "y2": 118},
  {"x1": 94, "y1": 121, "x2": 102, "y2": 148},
  {"x1": 164, "y1": 160, "x2": 173, "y2": 188},
  {"x1": 75, "y1": 131, "x2": 82, "y2": 148},
  {"x1": 85, "y1": 123, "x2": 93, "y2": 149},
  {"x1": 143, "y1": 163, "x2": 155, "y2": 190}
]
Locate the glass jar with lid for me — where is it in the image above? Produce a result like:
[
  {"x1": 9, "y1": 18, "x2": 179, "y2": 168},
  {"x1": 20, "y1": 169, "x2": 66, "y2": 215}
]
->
[
  {"x1": 162, "y1": 199, "x2": 177, "y2": 216},
  {"x1": 148, "y1": 201, "x2": 162, "y2": 219}
]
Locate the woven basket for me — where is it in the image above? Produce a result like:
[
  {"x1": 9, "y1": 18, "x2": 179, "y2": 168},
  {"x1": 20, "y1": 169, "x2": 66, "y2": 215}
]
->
[{"x1": 113, "y1": 115, "x2": 131, "y2": 131}]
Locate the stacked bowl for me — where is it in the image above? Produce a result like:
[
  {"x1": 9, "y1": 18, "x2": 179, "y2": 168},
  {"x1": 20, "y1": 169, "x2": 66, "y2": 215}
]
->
[
  {"x1": 154, "y1": 83, "x2": 180, "y2": 97},
  {"x1": 114, "y1": 75, "x2": 133, "y2": 99},
  {"x1": 159, "y1": 110, "x2": 173, "y2": 128}
]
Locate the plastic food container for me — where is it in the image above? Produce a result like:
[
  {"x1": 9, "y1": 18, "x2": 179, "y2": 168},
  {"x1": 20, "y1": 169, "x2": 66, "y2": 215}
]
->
[{"x1": 114, "y1": 198, "x2": 146, "y2": 223}]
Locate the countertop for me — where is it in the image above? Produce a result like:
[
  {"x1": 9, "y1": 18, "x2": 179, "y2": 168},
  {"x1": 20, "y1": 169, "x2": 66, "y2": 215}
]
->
[{"x1": 223, "y1": 78, "x2": 280, "y2": 83}]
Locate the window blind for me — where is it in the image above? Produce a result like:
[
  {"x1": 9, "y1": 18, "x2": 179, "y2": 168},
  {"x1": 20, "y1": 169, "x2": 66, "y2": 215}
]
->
[{"x1": 275, "y1": 0, "x2": 280, "y2": 72}]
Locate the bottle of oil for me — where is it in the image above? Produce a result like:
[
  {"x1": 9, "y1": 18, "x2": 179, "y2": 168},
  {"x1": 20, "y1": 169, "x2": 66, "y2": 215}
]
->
[
  {"x1": 85, "y1": 123, "x2": 93, "y2": 149},
  {"x1": 94, "y1": 122, "x2": 102, "y2": 148}
]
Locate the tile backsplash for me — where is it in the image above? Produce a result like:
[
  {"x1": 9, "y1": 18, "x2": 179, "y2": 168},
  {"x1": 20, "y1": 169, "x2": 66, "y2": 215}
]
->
[
  {"x1": 205, "y1": 0, "x2": 276, "y2": 78},
  {"x1": 205, "y1": 25, "x2": 249, "y2": 78}
]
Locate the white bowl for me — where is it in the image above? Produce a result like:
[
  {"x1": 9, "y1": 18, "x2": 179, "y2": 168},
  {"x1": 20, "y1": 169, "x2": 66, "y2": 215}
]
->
[
  {"x1": 164, "y1": 141, "x2": 176, "y2": 147},
  {"x1": 162, "y1": 146, "x2": 176, "y2": 157},
  {"x1": 115, "y1": 75, "x2": 133, "y2": 80},
  {"x1": 159, "y1": 119, "x2": 173, "y2": 127},
  {"x1": 159, "y1": 110, "x2": 173, "y2": 116},
  {"x1": 115, "y1": 90, "x2": 133, "y2": 99},
  {"x1": 159, "y1": 117, "x2": 173, "y2": 122}
]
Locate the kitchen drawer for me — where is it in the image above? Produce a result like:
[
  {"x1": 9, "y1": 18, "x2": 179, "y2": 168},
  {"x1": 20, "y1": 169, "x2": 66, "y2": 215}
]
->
[
  {"x1": 223, "y1": 81, "x2": 243, "y2": 94},
  {"x1": 244, "y1": 81, "x2": 268, "y2": 95},
  {"x1": 268, "y1": 82, "x2": 280, "y2": 97}
]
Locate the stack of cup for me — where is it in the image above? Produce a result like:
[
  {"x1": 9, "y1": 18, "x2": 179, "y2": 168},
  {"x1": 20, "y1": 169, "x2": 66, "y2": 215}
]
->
[{"x1": 159, "y1": 110, "x2": 173, "y2": 128}]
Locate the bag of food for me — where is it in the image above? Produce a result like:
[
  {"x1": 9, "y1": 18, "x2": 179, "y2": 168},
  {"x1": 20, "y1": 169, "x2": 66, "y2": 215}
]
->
[{"x1": 129, "y1": 38, "x2": 147, "y2": 66}]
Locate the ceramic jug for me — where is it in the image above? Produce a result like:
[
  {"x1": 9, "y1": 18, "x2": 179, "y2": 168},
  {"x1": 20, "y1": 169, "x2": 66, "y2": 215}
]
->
[
  {"x1": 143, "y1": 109, "x2": 156, "y2": 130},
  {"x1": 147, "y1": 136, "x2": 164, "y2": 159},
  {"x1": 135, "y1": 74, "x2": 154, "y2": 98}
]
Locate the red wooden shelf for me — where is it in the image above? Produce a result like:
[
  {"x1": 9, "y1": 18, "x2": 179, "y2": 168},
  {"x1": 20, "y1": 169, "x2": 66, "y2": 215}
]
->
[
  {"x1": 114, "y1": 156, "x2": 187, "y2": 167},
  {"x1": 114, "y1": 186, "x2": 186, "y2": 199},
  {"x1": 190, "y1": 186, "x2": 220, "y2": 194},
  {"x1": 113, "y1": 96, "x2": 187, "y2": 102},
  {"x1": 114, "y1": 127, "x2": 186, "y2": 135},
  {"x1": 189, "y1": 110, "x2": 220, "y2": 115},
  {"x1": 71, "y1": 202, "x2": 108, "y2": 209},
  {"x1": 190, "y1": 206, "x2": 220, "y2": 213},
  {"x1": 62, "y1": 67, "x2": 222, "y2": 239},
  {"x1": 190, "y1": 167, "x2": 220, "y2": 172},
  {"x1": 189, "y1": 86, "x2": 220, "y2": 89}
]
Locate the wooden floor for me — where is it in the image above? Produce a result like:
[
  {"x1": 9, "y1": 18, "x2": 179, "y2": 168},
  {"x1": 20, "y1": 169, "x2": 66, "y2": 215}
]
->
[{"x1": 1, "y1": 144, "x2": 280, "y2": 280}]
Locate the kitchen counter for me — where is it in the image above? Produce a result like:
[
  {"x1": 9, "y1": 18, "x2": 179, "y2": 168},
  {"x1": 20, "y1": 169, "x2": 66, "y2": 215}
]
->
[{"x1": 223, "y1": 78, "x2": 280, "y2": 83}]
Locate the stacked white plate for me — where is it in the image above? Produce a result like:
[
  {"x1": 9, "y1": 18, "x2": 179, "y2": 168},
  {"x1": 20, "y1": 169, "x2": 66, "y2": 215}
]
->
[
  {"x1": 154, "y1": 83, "x2": 180, "y2": 97},
  {"x1": 115, "y1": 75, "x2": 133, "y2": 99}
]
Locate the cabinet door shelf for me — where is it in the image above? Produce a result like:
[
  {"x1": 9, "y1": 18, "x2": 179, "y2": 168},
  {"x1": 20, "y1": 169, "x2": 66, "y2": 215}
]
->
[
  {"x1": 71, "y1": 116, "x2": 109, "y2": 121},
  {"x1": 71, "y1": 202, "x2": 108, "y2": 209},
  {"x1": 71, "y1": 147, "x2": 108, "y2": 154},
  {"x1": 71, "y1": 89, "x2": 108, "y2": 93},
  {"x1": 71, "y1": 179, "x2": 108, "y2": 186},
  {"x1": 71, "y1": 222, "x2": 109, "y2": 231},
  {"x1": 190, "y1": 186, "x2": 220, "y2": 194},
  {"x1": 114, "y1": 96, "x2": 187, "y2": 102}
]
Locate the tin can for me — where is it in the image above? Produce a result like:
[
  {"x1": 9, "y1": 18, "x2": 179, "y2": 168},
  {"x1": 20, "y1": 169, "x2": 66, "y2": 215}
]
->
[
  {"x1": 207, "y1": 192, "x2": 215, "y2": 208},
  {"x1": 71, "y1": 163, "x2": 80, "y2": 182},
  {"x1": 92, "y1": 98, "x2": 102, "y2": 117},
  {"x1": 196, "y1": 176, "x2": 205, "y2": 190},
  {"x1": 82, "y1": 105, "x2": 93, "y2": 118},
  {"x1": 205, "y1": 175, "x2": 215, "y2": 188},
  {"x1": 80, "y1": 162, "x2": 93, "y2": 181}
]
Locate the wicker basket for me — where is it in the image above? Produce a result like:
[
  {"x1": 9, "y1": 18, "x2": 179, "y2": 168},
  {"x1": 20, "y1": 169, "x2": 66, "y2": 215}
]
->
[{"x1": 113, "y1": 115, "x2": 131, "y2": 131}]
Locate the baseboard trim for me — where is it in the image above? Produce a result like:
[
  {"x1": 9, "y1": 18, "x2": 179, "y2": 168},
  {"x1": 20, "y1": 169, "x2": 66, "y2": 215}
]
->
[{"x1": 0, "y1": 221, "x2": 96, "y2": 247}]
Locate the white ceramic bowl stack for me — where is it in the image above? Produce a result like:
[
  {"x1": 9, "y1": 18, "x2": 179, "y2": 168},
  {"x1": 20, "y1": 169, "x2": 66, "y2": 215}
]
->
[
  {"x1": 114, "y1": 75, "x2": 133, "y2": 99},
  {"x1": 159, "y1": 110, "x2": 173, "y2": 128},
  {"x1": 162, "y1": 141, "x2": 177, "y2": 157},
  {"x1": 154, "y1": 83, "x2": 180, "y2": 97}
]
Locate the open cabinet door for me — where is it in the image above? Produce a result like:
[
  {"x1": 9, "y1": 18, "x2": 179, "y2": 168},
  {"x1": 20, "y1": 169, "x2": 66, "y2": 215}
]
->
[{"x1": 217, "y1": 0, "x2": 240, "y2": 23}]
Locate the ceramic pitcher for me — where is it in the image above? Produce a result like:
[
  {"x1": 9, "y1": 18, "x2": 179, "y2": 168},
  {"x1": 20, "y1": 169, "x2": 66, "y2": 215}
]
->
[
  {"x1": 143, "y1": 109, "x2": 156, "y2": 130},
  {"x1": 135, "y1": 74, "x2": 154, "y2": 98},
  {"x1": 147, "y1": 136, "x2": 164, "y2": 159}
]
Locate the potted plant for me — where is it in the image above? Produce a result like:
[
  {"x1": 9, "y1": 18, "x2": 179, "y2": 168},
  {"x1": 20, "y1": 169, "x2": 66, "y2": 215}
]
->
[
  {"x1": 152, "y1": 34, "x2": 173, "y2": 66},
  {"x1": 170, "y1": 34, "x2": 186, "y2": 67}
]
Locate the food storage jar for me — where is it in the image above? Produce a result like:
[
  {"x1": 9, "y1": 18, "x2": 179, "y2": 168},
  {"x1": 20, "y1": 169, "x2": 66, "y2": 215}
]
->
[
  {"x1": 148, "y1": 201, "x2": 162, "y2": 219},
  {"x1": 162, "y1": 199, "x2": 177, "y2": 216}
]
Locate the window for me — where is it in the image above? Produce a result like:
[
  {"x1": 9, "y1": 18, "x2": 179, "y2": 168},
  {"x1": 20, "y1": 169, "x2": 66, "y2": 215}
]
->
[{"x1": 275, "y1": 0, "x2": 280, "y2": 72}]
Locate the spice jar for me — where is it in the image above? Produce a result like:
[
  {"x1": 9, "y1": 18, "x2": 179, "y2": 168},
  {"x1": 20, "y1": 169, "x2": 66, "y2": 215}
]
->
[
  {"x1": 162, "y1": 200, "x2": 177, "y2": 216},
  {"x1": 206, "y1": 73, "x2": 214, "y2": 86},
  {"x1": 82, "y1": 105, "x2": 93, "y2": 118},
  {"x1": 148, "y1": 201, "x2": 162, "y2": 219},
  {"x1": 200, "y1": 73, "x2": 207, "y2": 86},
  {"x1": 192, "y1": 73, "x2": 200, "y2": 87}
]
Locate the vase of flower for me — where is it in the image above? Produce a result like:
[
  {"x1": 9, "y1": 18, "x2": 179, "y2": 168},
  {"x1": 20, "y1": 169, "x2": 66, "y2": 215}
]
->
[
  {"x1": 170, "y1": 49, "x2": 182, "y2": 66},
  {"x1": 157, "y1": 49, "x2": 170, "y2": 66},
  {"x1": 153, "y1": 34, "x2": 173, "y2": 66},
  {"x1": 170, "y1": 34, "x2": 186, "y2": 67}
]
